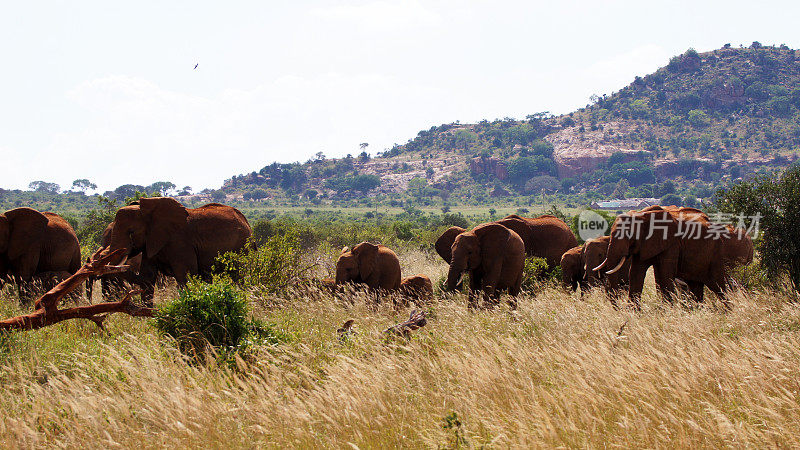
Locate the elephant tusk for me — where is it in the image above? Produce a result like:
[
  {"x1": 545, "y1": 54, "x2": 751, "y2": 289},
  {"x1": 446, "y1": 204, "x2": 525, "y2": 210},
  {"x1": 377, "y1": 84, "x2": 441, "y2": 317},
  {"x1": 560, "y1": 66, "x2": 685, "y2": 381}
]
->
[
  {"x1": 592, "y1": 259, "x2": 607, "y2": 273},
  {"x1": 605, "y1": 256, "x2": 627, "y2": 275}
]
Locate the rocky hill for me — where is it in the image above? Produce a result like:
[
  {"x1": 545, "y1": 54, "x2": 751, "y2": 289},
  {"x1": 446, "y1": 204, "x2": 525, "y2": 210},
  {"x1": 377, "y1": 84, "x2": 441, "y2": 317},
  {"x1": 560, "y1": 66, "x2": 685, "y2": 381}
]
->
[{"x1": 218, "y1": 43, "x2": 800, "y2": 206}]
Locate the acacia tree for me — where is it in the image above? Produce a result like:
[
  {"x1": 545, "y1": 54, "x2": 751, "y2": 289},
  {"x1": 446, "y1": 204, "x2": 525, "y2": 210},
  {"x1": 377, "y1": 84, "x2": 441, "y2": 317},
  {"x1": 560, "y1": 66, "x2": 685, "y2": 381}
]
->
[
  {"x1": 717, "y1": 165, "x2": 800, "y2": 292},
  {"x1": 28, "y1": 181, "x2": 60, "y2": 194},
  {"x1": 71, "y1": 179, "x2": 97, "y2": 193}
]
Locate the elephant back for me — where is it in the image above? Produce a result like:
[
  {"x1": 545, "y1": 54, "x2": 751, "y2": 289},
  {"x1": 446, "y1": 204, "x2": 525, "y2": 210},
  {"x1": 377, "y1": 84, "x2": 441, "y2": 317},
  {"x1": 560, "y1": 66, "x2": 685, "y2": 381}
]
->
[
  {"x1": 40, "y1": 212, "x2": 81, "y2": 274},
  {"x1": 188, "y1": 203, "x2": 252, "y2": 254},
  {"x1": 501, "y1": 214, "x2": 578, "y2": 268}
]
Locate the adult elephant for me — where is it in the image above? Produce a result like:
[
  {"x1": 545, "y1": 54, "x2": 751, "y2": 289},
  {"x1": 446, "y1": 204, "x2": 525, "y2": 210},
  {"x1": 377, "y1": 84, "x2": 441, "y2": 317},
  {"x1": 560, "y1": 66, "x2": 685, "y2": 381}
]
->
[
  {"x1": 434, "y1": 215, "x2": 577, "y2": 270},
  {"x1": 581, "y1": 235, "x2": 630, "y2": 305},
  {"x1": 0, "y1": 207, "x2": 82, "y2": 296},
  {"x1": 86, "y1": 222, "x2": 147, "y2": 301},
  {"x1": 100, "y1": 197, "x2": 251, "y2": 305},
  {"x1": 335, "y1": 242, "x2": 402, "y2": 291},
  {"x1": 593, "y1": 205, "x2": 753, "y2": 310},
  {"x1": 498, "y1": 215, "x2": 578, "y2": 268},
  {"x1": 446, "y1": 222, "x2": 525, "y2": 308}
]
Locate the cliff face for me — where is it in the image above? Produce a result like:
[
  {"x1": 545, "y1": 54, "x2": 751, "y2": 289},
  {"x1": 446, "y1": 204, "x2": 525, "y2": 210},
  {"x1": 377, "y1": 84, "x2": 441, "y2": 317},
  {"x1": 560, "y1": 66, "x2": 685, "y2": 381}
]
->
[
  {"x1": 546, "y1": 121, "x2": 652, "y2": 178},
  {"x1": 469, "y1": 156, "x2": 508, "y2": 180}
]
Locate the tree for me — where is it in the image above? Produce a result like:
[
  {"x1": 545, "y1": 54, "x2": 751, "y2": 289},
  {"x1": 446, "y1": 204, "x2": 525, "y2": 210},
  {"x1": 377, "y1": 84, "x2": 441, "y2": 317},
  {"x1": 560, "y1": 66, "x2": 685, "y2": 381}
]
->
[
  {"x1": 359, "y1": 142, "x2": 369, "y2": 150},
  {"x1": 660, "y1": 193, "x2": 682, "y2": 206},
  {"x1": 210, "y1": 190, "x2": 227, "y2": 202},
  {"x1": 147, "y1": 181, "x2": 176, "y2": 196},
  {"x1": 177, "y1": 186, "x2": 193, "y2": 196},
  {"x1": 71, "y1": 179, "x2": 97, "y2": 193},
  {"x1": 113, "y1": 184, "x2": 145, "y2": 200},
  {"x1": 28, "y1": 181, "x2": 60, "y2": 194},
  {"x1": 687, "y1": 109, "x2": 710, "y2": 128},
  {"x1": 717, "y1": 165, "x2": 800, "y2": 292},
  {"x1": 408, "y1": 177, "x2": 428, "y2": 198}
]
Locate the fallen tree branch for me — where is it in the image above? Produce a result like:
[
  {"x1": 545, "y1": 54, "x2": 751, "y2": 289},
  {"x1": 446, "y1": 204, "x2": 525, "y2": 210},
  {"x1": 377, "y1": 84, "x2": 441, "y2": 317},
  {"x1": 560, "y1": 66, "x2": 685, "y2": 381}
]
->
[{"x1": 1, "y1": 249, "x2": 155, "y2": 331}]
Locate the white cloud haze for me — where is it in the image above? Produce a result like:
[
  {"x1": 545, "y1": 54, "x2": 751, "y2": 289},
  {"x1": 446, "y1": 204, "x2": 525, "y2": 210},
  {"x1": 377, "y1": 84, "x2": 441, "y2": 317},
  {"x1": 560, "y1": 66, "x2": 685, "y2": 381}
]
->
[{"x1": 2, "y1": 0, "x2": 799, "y2": 192}]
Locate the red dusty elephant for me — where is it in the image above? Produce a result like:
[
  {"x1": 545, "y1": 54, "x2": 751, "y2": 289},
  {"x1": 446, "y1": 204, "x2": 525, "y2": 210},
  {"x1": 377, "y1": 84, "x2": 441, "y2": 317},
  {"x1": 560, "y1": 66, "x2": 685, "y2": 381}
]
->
[
  {"x1": 335, "y1": 242, "x2": 402, "y2": 291},
  {"x1": 435, "y1": 214, "x2": 577, "y2": 271},
  {"x1": 86, "y1": 222, "x2": 147, "y2": 301},
  {"x1": 399, "y1": 274, "x2": 434, "y2": 304},
  {"x1": 100, "y1": 197, "x2": 252, "y2": 305},
  {"x1": 594, "y1": 205, "x2": 753, "y2": 310},
  {"x1": 497, "y1": 215, "x2": 578, "y2": 269},
  {"x1": 0, "y1": 207, "x2": 81, "y2": 296},
  {"x1": 446, "y1": 222, "x2": 525, "y2": 308},
  {"x1": 560, "y1": 246, "x2": 587, "y2": 293}
]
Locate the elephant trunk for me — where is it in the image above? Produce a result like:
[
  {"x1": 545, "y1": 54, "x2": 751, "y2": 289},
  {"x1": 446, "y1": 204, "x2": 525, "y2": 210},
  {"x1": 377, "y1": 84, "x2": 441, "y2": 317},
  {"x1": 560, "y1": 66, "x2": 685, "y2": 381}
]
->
[
  {"x1": 335, "y1": 267, "x2": 347, "y2": 285},
  {"x1": 446, "y1": 258, "x2": 466, "y2": 291}
]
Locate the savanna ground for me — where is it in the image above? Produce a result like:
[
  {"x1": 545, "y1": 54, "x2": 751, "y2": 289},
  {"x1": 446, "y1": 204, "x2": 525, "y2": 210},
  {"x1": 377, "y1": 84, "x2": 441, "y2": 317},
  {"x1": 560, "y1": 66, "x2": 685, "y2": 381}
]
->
[{"x1": 1, "y1": 245, "x2": 799, "y2": 448}]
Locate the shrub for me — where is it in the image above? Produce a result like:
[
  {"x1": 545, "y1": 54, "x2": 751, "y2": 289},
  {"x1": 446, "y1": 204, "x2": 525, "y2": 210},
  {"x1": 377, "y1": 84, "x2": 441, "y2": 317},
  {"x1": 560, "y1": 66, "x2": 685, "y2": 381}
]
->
[
  {"x1": 717, "y1": 165, "x2": 800, "y2": 293},
  {"x1": 153, "y1": 279, "x2": 286, "y2": 357},
  {"x1": 687, "y1": 109, "x2": 710, "y2": 128},
  {"x1": 521, "y1": 257, "x2": 549, "y2": 292},
  {"x1": 214, "y1": 234, "x2": 304, "y2": 293}
]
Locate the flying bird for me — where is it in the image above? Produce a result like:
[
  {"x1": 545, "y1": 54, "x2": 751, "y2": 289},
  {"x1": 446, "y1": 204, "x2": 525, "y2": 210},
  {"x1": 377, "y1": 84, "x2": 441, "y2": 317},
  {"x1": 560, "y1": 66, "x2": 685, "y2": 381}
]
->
[{"x1": 193, "y1": 63, "x2": 198, "y2": 70}]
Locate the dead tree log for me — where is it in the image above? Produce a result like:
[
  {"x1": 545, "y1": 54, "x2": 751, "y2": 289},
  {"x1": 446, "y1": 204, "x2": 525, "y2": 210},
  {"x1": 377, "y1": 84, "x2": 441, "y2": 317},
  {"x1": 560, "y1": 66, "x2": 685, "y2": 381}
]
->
[{"x1": 0, "y1": 249, "x2": 155, "y2": 331}]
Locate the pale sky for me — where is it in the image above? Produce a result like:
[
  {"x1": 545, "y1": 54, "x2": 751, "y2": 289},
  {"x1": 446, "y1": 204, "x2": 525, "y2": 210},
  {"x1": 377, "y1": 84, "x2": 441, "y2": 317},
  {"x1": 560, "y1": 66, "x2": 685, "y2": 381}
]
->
[{"x1": 2, "y1": 0, "x2": 799, "y2": 193}]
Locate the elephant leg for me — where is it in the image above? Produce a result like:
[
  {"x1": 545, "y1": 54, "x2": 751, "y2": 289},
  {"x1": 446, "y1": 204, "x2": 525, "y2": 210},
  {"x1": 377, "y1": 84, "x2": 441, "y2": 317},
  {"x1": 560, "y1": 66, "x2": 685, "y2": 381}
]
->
[
  {"x1": 506, "y1": 272, "x2": 522, "y2": 309},
  {"x1": 687, "y1": 281, "x2": 705, "y2": 303},
  {"x1": 628, "y1": 262, "x2": 649, "y2": 312},
  {"x1": 134, "y1": 263, "x2": 159, "y2": 308},
  {"x1": 480, "y1": 264, "x2": 503, "y2": 308},
  {"x1": 467, "y1": 272, "x2": 481, "y2": 309},
  {"x1": 653, "y1": 254, "x2": 678, "y2": 304},
  {"x1": 705, "y1": 279, "x2": 730, "y2": 311}
]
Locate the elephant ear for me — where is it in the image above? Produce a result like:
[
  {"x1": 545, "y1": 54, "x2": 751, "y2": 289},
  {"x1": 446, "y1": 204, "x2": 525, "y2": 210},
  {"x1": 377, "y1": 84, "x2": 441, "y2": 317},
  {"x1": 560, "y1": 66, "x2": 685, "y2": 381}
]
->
[
  {"x1": 4, "y1": 208, "x2": 48, "y2": 261},
  {"x1": 139, "y1": 197, "x2": 188, "y2": 258},
  {"x1": 636, "y1": 209, "x2": 678, "y2": 261},
  {"x1": 352, "y1": 242, "x2": 379, "y2": 280},
  {"x1": 435, "y1": 226, "x2": 466, "y2": 263}
]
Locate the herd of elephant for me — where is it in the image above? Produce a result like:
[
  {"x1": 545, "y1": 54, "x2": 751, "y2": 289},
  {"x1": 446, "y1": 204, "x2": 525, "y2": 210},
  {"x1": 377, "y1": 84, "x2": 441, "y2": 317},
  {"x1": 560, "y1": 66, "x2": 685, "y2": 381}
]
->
[{"x1": 0, "y1": 198, "x2": 753, "y2": 311}]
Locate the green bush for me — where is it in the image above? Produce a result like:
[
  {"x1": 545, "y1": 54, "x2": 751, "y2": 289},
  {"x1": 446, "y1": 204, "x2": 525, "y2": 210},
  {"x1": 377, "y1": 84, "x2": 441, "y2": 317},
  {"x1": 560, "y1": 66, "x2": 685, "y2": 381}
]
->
[
  {"x1": 717, "y1": 165, "x2": 800, "y2": 293},
  {"x1": 153, "y1": 279, "x2": 286, "y2": 357},
  {"x1": 214, "y1": 234, "x2": 303, "y2": 293},
  {"x1": 521, "y1": 257, "x2": 549, "y2": 292}
]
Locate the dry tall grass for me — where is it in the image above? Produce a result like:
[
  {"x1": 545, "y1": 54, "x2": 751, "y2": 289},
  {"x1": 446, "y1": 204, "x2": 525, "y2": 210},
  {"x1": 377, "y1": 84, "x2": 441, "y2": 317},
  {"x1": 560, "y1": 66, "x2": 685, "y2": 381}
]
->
[{"x1": 1, "y1": 250, "x2": 799, "y2": 448}]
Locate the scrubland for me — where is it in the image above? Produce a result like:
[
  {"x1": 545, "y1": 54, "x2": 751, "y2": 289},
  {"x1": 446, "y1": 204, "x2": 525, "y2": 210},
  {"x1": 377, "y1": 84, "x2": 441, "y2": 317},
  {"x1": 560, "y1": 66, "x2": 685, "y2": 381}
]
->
[{"x1": 0, "y1": 248, "x2": 799, "y2": 448}]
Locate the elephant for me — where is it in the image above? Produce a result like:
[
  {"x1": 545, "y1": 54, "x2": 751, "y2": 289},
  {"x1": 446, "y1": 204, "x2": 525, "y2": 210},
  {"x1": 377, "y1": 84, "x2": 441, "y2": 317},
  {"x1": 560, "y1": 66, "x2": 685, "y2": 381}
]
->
[
  {"x1": 100, "y1": 197, "x2": 252, "y2": 305},
  {"x1": 335, "y1": 242, "x2": 402, "y2": 291},
  {"x1": 435, "y1": 215, "x2": 577, "y2": 271},
  {"x1": 0, "y1": 207, "x2": 81, "y2": 297},
  {"x1": 86, "y1": 222, "x2": 147, "y2": 301},
  {"x1": 593, "y1": 205, "x2": 753, "y2": 310},
  {"x1": 581, "y1": 235, "x2": 630, "y2": 305},
  {"x1": 399, "y1": 274, "x2": 433, "y2": 304},
  {"x1": 446, "y1": 222, "x2": 525, "y2": 308},
  {"x1": 497, "y1": 215, "x2": 578, "y2": 268},
  {"x1": 560, "y1": 245, "x2": 587, "y2": 292}
]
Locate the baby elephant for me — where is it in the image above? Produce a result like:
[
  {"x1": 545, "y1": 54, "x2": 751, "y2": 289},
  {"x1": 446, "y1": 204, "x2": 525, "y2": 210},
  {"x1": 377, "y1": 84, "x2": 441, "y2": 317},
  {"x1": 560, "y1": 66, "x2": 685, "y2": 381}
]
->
[
  {"x1": 336, "y1": 242, "x2": 402, "y2": 291},
  {"x1": 399, "y1": 274, "x2": 433, "y2": 304}
]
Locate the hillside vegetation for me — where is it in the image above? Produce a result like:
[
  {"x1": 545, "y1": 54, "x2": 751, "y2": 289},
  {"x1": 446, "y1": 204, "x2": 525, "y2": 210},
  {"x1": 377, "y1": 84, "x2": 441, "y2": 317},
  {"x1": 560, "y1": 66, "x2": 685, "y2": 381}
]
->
[
  {"x1": 5, "y1": 43, "x2": 800, "y2": 212},
  {"x1": 214, "y1": 43, "x2": 800, "y2": 208}
]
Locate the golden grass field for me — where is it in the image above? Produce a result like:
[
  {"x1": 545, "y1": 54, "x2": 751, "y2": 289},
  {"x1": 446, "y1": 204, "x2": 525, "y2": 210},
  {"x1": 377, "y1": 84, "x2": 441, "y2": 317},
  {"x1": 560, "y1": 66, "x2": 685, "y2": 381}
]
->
[{"x1": 1, "y1": 248, "x2": 799, "y2": 448}]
